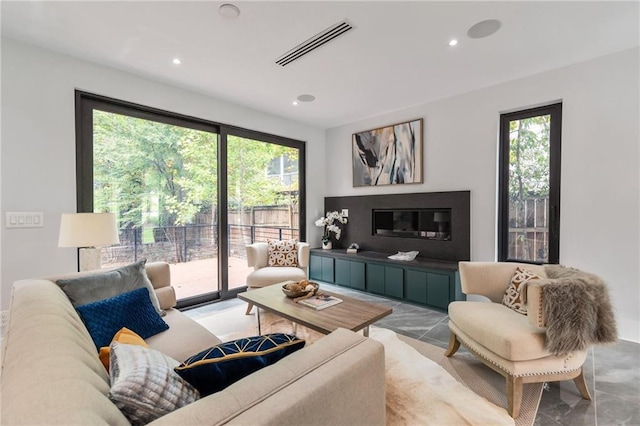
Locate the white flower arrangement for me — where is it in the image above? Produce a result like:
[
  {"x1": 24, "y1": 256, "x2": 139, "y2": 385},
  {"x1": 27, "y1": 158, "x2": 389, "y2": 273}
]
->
[{"x1": 315, "y1": 211, "x2": 348, "y2": 243}]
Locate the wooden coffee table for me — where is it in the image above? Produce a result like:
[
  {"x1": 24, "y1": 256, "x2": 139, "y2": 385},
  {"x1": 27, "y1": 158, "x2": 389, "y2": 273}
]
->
[{"x1": 238, "y1": 284, "x2": 392, "y2": 337}]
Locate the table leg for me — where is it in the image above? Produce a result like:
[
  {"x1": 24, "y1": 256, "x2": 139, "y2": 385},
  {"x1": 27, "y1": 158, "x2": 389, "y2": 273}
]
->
[
  {"x1": 257, "y1": 307, "x2": 262, "y2": 335},
  {"x1": 363, "y1": 326, "x2": 369, "y2": 337},
  {"x1": 292, "y1": 322, "x2": 297, "y2": 336}
]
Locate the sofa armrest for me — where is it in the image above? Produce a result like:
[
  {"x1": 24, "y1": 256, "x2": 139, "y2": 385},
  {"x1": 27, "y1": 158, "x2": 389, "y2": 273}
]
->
[
  {"x1": 145, "y1": 262, "x2": 176, "y2": 310},
  {"x1": 459, "y1": 262, "x2": 547, "y2": 304},
  {"x1": 297, "y1": 242, "x2": 310, "y2": 268},
  {"x1": 247, "y1": 242, "x2": 268, "y2": 270},
  {"x1": 458, "y1": 262, "x2": 518, "y2": 303},
  {"x1": 149, "y1": 328, "x2": 386, "y2": 426},
  {"x1": 526, "y1": 281, "x2": 547, "y2": 328}
]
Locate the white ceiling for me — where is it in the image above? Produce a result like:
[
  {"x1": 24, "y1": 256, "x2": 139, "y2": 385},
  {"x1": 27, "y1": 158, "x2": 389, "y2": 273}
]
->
[{"x1": 2, "y1": 1, "x2": 638, "y2": 129}]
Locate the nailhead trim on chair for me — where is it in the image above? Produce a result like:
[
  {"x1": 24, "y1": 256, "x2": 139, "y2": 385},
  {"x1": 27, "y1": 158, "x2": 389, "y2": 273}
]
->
[
  {"x1": 536, "y1": 290, "x2": 545, "y2": 327},
  {"x1": 563, "y1": 351, "x2": 575, "y2": 370},
  {"x1": 455, "y1": 332, "x2": 580, "y2": 378}
]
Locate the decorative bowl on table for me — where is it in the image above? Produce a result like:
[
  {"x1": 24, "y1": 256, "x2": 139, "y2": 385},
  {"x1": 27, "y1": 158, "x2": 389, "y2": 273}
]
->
[{"x1": 282, "y1": 280, "x2": 319, "y2": 298}]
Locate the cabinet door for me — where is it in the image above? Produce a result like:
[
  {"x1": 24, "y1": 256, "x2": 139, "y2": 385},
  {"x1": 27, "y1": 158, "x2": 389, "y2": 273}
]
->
[
  {"x1": 309, "y1": 255, "x2": 323, "y2": 281},
  {"x1": 384, "y1": 266, "x2": 404, "y2": 299},
  {"x1": 350, "y1": 261, "x2": 366, "y2": 290},
  {"x1": 405, "y1": 269, "x2": 428, "y2": 304},
  {"x1": 321, "y1": 257, "x2": 334, "y2": 283},
  {"x1": 366, "y1": 264, "x2": 385, "y2": 295},
  {"x1": 426, "y1": 272, "x2": 451, "y2": 310},
  {"x1": 334, "y1": 259, "x2": 350, "y2": 287}
]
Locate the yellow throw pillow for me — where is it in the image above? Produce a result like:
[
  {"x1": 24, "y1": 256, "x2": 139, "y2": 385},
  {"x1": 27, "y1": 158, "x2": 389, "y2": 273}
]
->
[
  {"x1": 502, "y1": 266, "x2": 541, "y2": 315},
  {"x1": 267, "y1": 239, "x2": 299, "y2": 267},
  {"x1": 99, "y1": 327, "x2": 149, "y2": 370}
]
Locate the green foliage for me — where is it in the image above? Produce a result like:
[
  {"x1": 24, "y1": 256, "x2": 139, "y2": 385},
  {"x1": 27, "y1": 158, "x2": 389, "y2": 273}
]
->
[
  {"x1": 93, "y1": 111, "x2": 298, "y2": 229},
  {"x1": 227, "y1": 136, "x2": 296, "y2": 212},
  {"x1": 508, "y1": 115, "x2": 550, "y2": 202}
]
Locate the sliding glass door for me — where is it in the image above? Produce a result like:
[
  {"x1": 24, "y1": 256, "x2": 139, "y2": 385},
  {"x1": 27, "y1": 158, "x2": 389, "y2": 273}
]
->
[
  {"x1": 90, "y1": 108, "x2": 220, "y2": 302},
  {"x1": 76, "y1": 91, "x2": 305, "y2": 306},
  {"x1": 226, "y1": 134, "x2": 301, "y2": 290}
]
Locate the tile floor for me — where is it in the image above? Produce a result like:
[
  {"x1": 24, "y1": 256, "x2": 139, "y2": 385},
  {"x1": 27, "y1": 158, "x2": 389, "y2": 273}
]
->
[{"x1": 184, "y1": 283, "x2": 640, "y2": 426}]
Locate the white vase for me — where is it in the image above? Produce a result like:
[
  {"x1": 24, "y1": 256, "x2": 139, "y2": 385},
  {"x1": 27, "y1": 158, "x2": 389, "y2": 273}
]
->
[{"x1": 322, "y1": 241, "x2": 332, "y2": 250}]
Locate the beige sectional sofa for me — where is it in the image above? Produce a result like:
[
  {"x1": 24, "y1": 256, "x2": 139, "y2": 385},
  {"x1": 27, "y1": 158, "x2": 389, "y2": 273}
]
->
[{"x1": 1, "y1": 262, "x2": 386, "y2": 425}]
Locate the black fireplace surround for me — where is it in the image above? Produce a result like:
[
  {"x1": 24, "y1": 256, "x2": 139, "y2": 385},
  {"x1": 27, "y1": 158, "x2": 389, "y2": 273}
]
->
[{"x1": 324, "y1": 191, "x2": 470, "y2": 262}]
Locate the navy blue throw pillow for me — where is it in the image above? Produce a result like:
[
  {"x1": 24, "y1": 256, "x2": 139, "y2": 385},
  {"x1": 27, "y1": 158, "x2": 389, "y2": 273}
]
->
[
  {"x1": 174, "y1": 333, "x2": 305, "y2": 396},
  {"x1": 76, "y1": 287, "x2": 169, "y2": 351}
]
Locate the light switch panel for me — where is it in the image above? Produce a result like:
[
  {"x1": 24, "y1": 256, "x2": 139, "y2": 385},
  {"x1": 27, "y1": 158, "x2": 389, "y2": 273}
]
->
[{"x1": 6, "y1": 212, "x2": 44, "y2": 228}]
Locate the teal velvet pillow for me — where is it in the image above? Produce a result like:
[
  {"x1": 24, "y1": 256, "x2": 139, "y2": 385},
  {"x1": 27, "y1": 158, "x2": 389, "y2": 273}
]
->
[
  {"x1": 56, "y1": 260, "x2": 162, "y2": 315},
  {"x1": 174, "y1": 333, "x2": 305, "y2": 396},
  {"x1": 76, "y1": 287, "x2": 169, "y2": 351}
]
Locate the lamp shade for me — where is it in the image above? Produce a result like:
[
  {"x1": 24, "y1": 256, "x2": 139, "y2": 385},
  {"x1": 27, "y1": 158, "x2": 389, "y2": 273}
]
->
[
  {"x1": 433, "y1": 212, "x2": 449, "y2": 222},
  {"x1": 58, "y1": 213, "x2": 120, "y2": 248}
]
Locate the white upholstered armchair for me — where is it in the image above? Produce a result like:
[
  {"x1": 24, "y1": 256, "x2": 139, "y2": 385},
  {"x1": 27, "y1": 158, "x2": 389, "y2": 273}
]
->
[
  {"x1": 445, "y1": 262, "x2": 616, "y2": 418},
  {"x1": 244, "y1": 241, "x2": 310, "y2": 314}
]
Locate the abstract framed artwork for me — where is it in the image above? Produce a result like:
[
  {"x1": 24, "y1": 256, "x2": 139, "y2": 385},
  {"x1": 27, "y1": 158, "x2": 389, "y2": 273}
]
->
[{"x1": 352, "y1": 118, "x2": 423, "y2": 187}]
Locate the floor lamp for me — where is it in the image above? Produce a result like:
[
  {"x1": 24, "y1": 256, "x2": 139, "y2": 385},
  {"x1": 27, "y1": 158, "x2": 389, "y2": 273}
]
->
[{"x1": 58, "y1": 213, "x2": 120, "y2": 272}]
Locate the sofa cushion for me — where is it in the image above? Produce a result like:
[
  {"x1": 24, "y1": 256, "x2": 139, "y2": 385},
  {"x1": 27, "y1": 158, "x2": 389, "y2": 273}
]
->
[
  {"x1": 56, "y1": 260, "x2": 162, "y2": 314},
  {"x1": 76, "y1": 287, "x2": 169, "y2": 350},
  {"x1": 146, "y1": 308, "x2": 222, "y2": 361},
  {"x1": 175, "y1": 333, "x2": 305, "y2": 397},
  {"x1": 267, "y1": 239, "x2": 299, "y2": 267},
  {"x1": 247, "y1": 267, "x2": 306, "y2": 288},
  {"x1": 109, "y1": 341, "x2": 200, "y2": 424},
  {"x1": 448, "y1": 301, "x2": 551, "y2": 361},
  {"x1": 502, "y1": 266, "x2": 541, "y2": 315},
  {"x1": 99, "y1": 327, "x2": 148, "y2": 370}
]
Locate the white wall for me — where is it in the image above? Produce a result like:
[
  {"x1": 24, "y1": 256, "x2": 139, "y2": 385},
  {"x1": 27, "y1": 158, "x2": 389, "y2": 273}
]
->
[
  {"x1": 0, "y1": 38, "x2": 326, "y2": 309},
  {"x1": 2, "y1": 38, "x2": 638, "y2": 343},
  {"x1": 326, "y1": 48, "x2": 640, "y2": 343}
]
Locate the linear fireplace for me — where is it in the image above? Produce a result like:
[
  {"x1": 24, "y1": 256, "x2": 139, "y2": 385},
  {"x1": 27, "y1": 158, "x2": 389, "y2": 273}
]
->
[
  {"x1": 324, "y1": 191, "x2": 469, "y2": 261},
  {"x1": 373, "y1": 208, "x2": 452, "y2": 240}
]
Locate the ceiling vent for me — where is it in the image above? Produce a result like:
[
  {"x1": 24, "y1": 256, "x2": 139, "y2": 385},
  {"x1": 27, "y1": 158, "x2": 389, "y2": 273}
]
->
[{"x1": 276, "y1": 20, "x2": 354, "y2": 67}]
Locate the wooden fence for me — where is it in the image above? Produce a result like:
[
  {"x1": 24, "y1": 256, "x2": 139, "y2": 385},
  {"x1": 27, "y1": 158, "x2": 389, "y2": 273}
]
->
[
  {"x1": 102, "y1": 204, "x2": 300, "y2": 267},
  {"x1": 508, "y1": 197, "x2": 548, "y2": 262}
]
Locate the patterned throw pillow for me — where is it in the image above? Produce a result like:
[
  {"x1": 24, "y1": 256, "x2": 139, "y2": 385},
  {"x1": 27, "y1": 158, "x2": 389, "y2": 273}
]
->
[
  {"x1": 175, "y1": 333, "x2": 305, "y2": 397},
  {"x1": 267, "y1": 239, "x2": 299, "y2": 267},
  {"x1": 502, "y1": 266, "x2": 541, "y2": 315},
  {"x1": 99, "y1": 327, "x2": 149, "y2": 370},
  {"x1": 76, "y1": 287, "x2": 169, "y2": 351},
  {"x1": 109, "y1": 342, "x2": 199, "y2": 425}
]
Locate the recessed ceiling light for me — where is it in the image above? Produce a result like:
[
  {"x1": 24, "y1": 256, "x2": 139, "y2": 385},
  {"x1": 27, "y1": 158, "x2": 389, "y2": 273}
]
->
[
  {"x1": 467, "y1": 19, "x2": 502, "y2": 39},
  {"x1": 448, "y1": 39, "x2": 458, "y2": 47},
  {"x1": 219, "y1": 4, "x2": 240, "y2": 19},
  {"x1": 297, "y1": 94, "x2": 315, "y2": 103},
  {"x1": 292, "y1": 101, "x2": 298, "y2": 106},
  {"x1": 172, "y1": 58, "x2": 181, "y2": 65}
]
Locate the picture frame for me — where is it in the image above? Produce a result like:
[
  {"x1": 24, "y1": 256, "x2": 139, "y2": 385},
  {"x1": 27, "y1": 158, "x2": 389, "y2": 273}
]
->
[{"x1": 352, "y1": 118, "x2": 423, "y2": 187}]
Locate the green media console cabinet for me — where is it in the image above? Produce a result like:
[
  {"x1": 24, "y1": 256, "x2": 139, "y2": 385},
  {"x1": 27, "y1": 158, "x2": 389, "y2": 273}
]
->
[{"x1": 309, "y1": 249, "x2": 464, "y2": 312}]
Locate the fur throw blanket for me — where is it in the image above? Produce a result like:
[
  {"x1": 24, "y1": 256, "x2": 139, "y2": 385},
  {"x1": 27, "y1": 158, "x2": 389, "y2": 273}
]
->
[{"x1": 542, "y1": 265, "x2": 617, "y2": 354}]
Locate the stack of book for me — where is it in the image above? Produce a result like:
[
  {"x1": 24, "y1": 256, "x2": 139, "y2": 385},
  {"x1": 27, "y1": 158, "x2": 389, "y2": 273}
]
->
[{"x1": 298, "y1": 295, "x2": 343, "y2": 310}]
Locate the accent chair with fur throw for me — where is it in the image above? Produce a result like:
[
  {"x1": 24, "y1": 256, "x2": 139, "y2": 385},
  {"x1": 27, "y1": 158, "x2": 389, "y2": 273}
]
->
[{"x1": 445, "y1": 262, "x2": 617, "y2": 418}]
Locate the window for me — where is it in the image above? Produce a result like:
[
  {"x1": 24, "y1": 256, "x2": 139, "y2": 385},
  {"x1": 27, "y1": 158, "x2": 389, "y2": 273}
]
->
[
  {"x1": 267, "y1": 154, "x2": 299, "y2": 187},
  {"x1": 76, "y1": 91, "x2": 306, "y2": 306},
  {"x1": 498, "y1": 103, "x2": 562, "y2": 264}
]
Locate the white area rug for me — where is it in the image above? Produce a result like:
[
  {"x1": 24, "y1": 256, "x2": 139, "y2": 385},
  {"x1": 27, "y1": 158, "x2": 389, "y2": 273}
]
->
[
  {"x1": 369, "y1": 326, "x2": 514, "y2": 426},
  {"x1": 192, "y1": 305, "x2": 529, "y2": 425}
]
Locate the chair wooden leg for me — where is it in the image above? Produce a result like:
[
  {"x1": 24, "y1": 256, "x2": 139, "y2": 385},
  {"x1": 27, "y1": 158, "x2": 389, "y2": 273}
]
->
[
  {"x1": 245, "y1": 303, "x2": 253, "y2": 315},
  {"x1": 444, "y1": 331, "x2": 461, "y2": 357},
  {"x1": 506, "y1": 375, "x2": 523, "y2": 418},
  {"x1": 573, "y1": 367, "x2": 592, "y2": 400}
]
